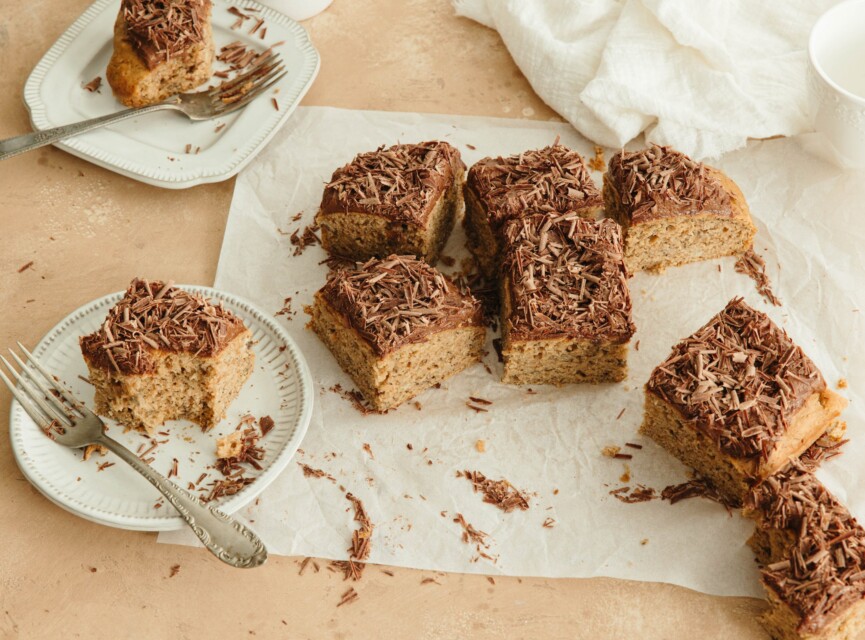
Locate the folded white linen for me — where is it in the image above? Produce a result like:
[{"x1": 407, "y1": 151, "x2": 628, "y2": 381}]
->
[{"x1": 453, "y1": 0, "x2": 836, "y2": 158}]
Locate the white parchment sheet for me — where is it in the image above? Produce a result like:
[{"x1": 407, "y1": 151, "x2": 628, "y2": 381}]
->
[{"x1": 159, "y1": 107, "x2": 865, "y2": 598}]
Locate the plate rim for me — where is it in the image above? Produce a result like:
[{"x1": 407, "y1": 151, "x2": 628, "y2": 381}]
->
[
  {"x1": 22, "y1": 0, "x2": 321, "y2": 189},
  {"x1": 8, "y1": 284, "x2": 314, "y2": 532}
]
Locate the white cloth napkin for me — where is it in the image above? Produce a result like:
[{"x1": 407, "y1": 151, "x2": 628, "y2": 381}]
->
[{"x1": 453, "y1": 0, "x2": 836, "y2": 159}]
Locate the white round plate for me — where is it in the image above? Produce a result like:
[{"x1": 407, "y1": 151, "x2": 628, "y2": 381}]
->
[
  {"x1": 23, "y1": 0, "x2": 320, "y2": 188},
  {"x1": 9, "y1": 286, "x2": 313, "y2": 531}
]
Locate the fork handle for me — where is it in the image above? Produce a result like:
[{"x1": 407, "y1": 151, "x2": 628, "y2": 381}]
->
[
  {"x1": 97, "y1": 434, "x2": 268, "y2": 569},
  {"x1": 0, "y1": 103, "x2": 174, "y2": 161}
]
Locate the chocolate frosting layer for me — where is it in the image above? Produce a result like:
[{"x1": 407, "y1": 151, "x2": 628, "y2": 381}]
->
[
  {"x1": 502, "y1": 213, "x2": 634, "y2": 343},
  {"x1": 122, "y1": 0, "x2": 211, "y2": 70},
  {"x1": 750, "y1": 471, "x2": 865, "y2": 635},
  {"x1": 607, "y1": 145, "x2": 731, "y2": 224},
  {"x1": 80, "y1": 278, "x2": 248, "y2": 375},
  {"x1": 646, "y1": 298, "x2": 825, "y2": 460},
  {"x1": 467, "y1": 143, "x2": 602, "y2": 232},
  {"x1": 318, "y1": 255, "x2": 483, "y2": 355},
  {"x1": 318, "y1": 141, "x2": 464, "y2": 227}
]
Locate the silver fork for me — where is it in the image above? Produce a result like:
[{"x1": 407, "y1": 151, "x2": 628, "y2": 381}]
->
[
  {"x1": 0, "y1": 342, "x2": 268, "y2": 569},
  {"x1": 0, "y1": 53, "x2": 286, "y2": 161}
]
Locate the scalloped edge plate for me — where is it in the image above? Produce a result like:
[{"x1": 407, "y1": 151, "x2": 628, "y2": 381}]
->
[
  {"x1": 9, "y1": 285, "x2": 314, "y2": 531},
  {"x1": 23, "y1": 0, "x2": 320, "y2": 188}
]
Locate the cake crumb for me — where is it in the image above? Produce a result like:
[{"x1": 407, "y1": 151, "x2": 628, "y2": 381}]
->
[
  {"x1": 620, "y1": 464, "x2": 631, "y2": 483},
  {"x1": 602, "y1": 445, "x2": 621, "y2": 458},
  {"x1": 641, "y1": 538, "x2": 649, "y2": 545},
  {"x1": 588, "y1": 145, "x2": 606, "y2": 172},
  {"x1": 413, "y1": 401, "x2": 422, "y2": 411},
  {"x1": 216, "y1": 430, "x2": 244, "y2": 459},
  {"x1": 475, "y1": 440, "x2": 486, "y2": 453},
  {"x1": 82, "y1": 444, "x2": 108, "y2": 461},
  {"x1": 838, "y1": 378, "x2": 848, "y2": 389}
]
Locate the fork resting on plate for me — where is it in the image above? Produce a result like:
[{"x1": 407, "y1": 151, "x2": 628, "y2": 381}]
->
[
  {"x1": 0, "y1": 54, "x2": 285, "y2": 162},
  {"x1": 0, "y1": 342, "x2": 268, "y2": 569}
]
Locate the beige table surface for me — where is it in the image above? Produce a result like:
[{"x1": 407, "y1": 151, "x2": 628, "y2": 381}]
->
[{"x1": 0, "y1": 1, "x2": 769, "y2": 637}]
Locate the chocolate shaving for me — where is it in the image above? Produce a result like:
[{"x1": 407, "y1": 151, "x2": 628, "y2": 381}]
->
[
  {"x1": 661, "y1": 478, "x2": 732, "y2": 511},
  {"x1": 17, "y1": 261, "x2": 34, "y2": 273},
  {"x1": 646, "y1": 297, "x2": 825, "y2": 460},
  {"x1": 289, "y1": 223, "x2": 320, "y2": 256},
  {"x1": 332, "y1": 493, "x2": 373, "y2": 581},
  {"x1": 461, "y1": 470, "x2": 530, "y2": 513},
  {"x1": 735, "y1": 248, "x2": 782, "y2": 307},
  {"x1": 258, "y1": 415, "x2": 275, "y2": 436},
  {"x1": 83, "y1": 76, "x2": 102, "y2": 93},
  {"x1": 609, "y1": 485, "x2": 657, "y2": 503}
]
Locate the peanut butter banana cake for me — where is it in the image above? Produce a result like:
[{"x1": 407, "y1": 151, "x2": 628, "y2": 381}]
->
[
  {"x1": 603, "y1": 145, "x2": 756, "y2": 272},
  {"x1": 641, "y1": 298, "x2": 846, "y2": 505},
  {"x1": 746, "y1": 471, "x2": 865, "y2": 640},
  {"x1": 80, "y1": 279, "x2": 254, "y2": 434},
  {"x1": 500, "y1": 213, "x2": 634, "y2": 385},
  {"x1": 107, "y1": 0, "x2": 214, "y2": 107},
  {"x1": 307, "y1": 255, "x2": 485, "y2": 412},
  {"x1": 316, "y1": 142, "x2": 465, "y2": 264},
  {"x1": 465, "y1": 143, "x2": 603, "y2": 277}
]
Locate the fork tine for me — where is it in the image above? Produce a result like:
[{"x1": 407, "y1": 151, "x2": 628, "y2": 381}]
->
[
  {"x1": 215, "y1": 70, "x2": 287, "y2": 116},
  {"x1": 17, "y1": 341, "x2": 82, "y2": 410},
  {"x1": 0, "y1": 355, "x2": 72, "y2": 427},
  {"x1": 7, "y1": 349, "x2": 79, "y2": 420},
  {"x1": 0, "y1": 367, "x2": 55, "y2": 431},
  {"x1": 210, "y1": 53, "x2": 281, "y2": 97},
  {"x1": 215, "y1": 63, "x2": 283, "y2": 105}
]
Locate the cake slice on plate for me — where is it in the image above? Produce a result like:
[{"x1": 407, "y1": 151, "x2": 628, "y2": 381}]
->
[
  {"x1": 307, "y1": 255, "x2": 485, "y2": 412},
  {"x1": 80, "y1": 278, "x2": 254, "y2": 434},
  {"x1": 106, "y1": 0, "x2": 214, "y2": 107}
]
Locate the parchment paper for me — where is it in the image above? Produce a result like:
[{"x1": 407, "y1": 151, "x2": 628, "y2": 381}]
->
[{"x1": 159, "y1": 107, "x2": 865, "y2": 599}]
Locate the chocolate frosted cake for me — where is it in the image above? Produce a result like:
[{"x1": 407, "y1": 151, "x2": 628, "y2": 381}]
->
[
  {"x1": 306, "y1": 255, "x2": 485, "y2": 412},
  {"x1": 465, "y1": 143, "x2": 603, "y2": 277},
  {"x1": 499, "y1": 213, "x2": 634, "y2": 385},
  {"x1": 106, "y1": 0, "x2": 214, "y2": 108},
  {"x1": 641, "y1": 298, "x2": 846, "y2": 504},
  {"x1": 80, "y1": 279, "x2": 254, "y2": 434},
  {"x1": 316, "y1": 142, "x2": 465, "y2": 265},
  {"x1": 747, "y1": 471, "x2": 865, "y2": 640},
  {"x1": 603, "y1": 145, "x2": 756, "y2": 272}
]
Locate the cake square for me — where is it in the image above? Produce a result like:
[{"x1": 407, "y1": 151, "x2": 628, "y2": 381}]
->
[
  {"x1": 107, "y1": 0, "x2": 215, "y2": 108},
  {"x1": 499, "y1": 213, "x2": 635, "y2": 385},
  {"x1": 307, "y1": 255, "x2": 485, "y2": 412},
  {"x1": 603, "y1": 145, "x2": 756, "y2": 273},
  {"x1": 464, "y1": 143, "x2": 603, "y2": 278},
  {"x1": 316, "y1": 141, "x2": 465, "y2": 265},
  {"x1": 641, "y1": 298, "x2": 847, "y2": 505},
  {"x1": 80, "y1": 279, "x2": 254, "y2": 434},
  {"x1": 746, "y1": 471, "x2": 865, "y2": 640}
]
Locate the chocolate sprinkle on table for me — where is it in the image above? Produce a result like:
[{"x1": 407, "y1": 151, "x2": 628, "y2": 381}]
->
[{"x1": 647, "y1": 297, "x2": 824, "y2": 460}]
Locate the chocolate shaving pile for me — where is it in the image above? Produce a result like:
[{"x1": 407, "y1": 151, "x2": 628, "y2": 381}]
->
[
  {"x1": 332, "y1": 493, "x2": 373, "y2": 581},
  {"x1": 661, "y1": 479, "x2": 732, "y2": 511},
  {"x1": 749, "y1": 471, "x2": 865, "y2": 634},
  {"x1": 609, "y1": 485, "x2": 658, "y2": 504},
  {"x1": 608, "y1": 145, "x2": 730, "y2": 221},
  {"x1": 79, "y1": 279, "x2": 246, "y2": 375},
  {"x1": 468, "y1": 142, "x2": 602, "y2": 230},
  {"x1": 215, "y1": 425, "x2": 265, "y2": 476},
  {"x1": 122, "y1": 0, "x2": 210, "y2": 70},
  {"x1": 290, "y1": 223, "x2": 320, "y2": 256},
  {"x1": 735, "y1": 248, "x2": 782, "y2": 307},
  {"x1": 320, "y1": 141, "x2": 463, "y2": 225},
  {"x1": 319, "y1": 255, "x2": 482, "y2": 355},
  {"x1": 647, "y1": 297, "x2": 824, "y2": 460},
  {"x1": 502, "y1": 214, "x2": 634, "y2": 342},
  {"x1": 460, "y1": 470, "x2": 530, "y2": 513}
]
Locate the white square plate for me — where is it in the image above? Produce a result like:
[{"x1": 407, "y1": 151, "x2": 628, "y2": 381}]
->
[{"x1": 23, "y1": 0, "x2": 320, "y2": 188}]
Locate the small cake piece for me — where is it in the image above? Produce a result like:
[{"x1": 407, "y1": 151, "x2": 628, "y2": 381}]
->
[
  {"x1": 464, "y1": 143, "x2": 604, "y2": 277},
  {"x1": 307, "y1": 255, "x2": 485, "y2": 412},
  {"x1": 641, "y1": 298, "x2": 847, "y2": 505},
  {"x1": 499, "y1": 213, "x2": 635, "y2": 385},
  {"x1": 746, "y1": 471, "x2": 865, "y2": 640},
  {"x1": 80, "y1": 279, "x2": 254, "y2": 434},
  {"x1": 603, "y1": 145, "x2": 756, "y2": 273},
  {"x1": 316, "y1": 142, "x2": 465, "y2": 265},
  {"x1": 106, "y1": 0, "x2": 214, "y2": 108}
]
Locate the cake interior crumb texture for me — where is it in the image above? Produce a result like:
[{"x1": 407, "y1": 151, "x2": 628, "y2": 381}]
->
[
  {"x1": 317, "y1": 142, "x2": 465, "y2": 264},
  {"x1": 500, "y1": 213, "x2": 634, "y2": 386},
  {"x1": 107, "y1": 0, "x2": 214, "y2": 108},
  {"x1": 604, "y1": 146, "x2": 756, "y2": 273},
  {"x1": 80, "y1": 279, "x2": 254, "y2": 434}
]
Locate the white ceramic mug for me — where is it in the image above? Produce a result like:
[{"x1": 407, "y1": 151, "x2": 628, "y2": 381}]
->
[{"x1": 809, "y1": 0, "x2": 865, "y2": 169}]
